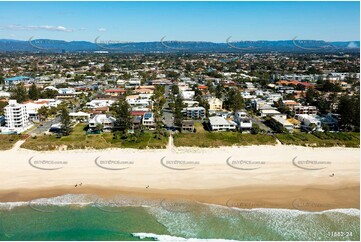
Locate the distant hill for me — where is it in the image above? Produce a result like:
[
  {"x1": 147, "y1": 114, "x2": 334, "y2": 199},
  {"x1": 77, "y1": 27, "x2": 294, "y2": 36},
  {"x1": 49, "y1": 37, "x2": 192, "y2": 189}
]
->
[{"x1": 0, "y1": 39, "x2": 359, "y2": 53}]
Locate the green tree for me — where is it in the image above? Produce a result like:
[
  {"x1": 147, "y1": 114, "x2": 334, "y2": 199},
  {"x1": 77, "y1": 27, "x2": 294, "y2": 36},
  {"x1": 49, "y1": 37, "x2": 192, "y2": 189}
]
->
[
  {"x1": 28, "y1": 83, "x2": 40, "y2": 100},
  {"x1": 226, "y1": 89, "x2": 244, "y2": 113},
  {"x1": 102, "y1": 63, "x2": 112, "y2": 73},
  {"x1": 174, "y1": 95, "x2": 184, "y2": 127},
  {"x1": 152, "y1": 85, "x2": 166, "y2": 137},
  {"x1": 322, "y1": 123, "x2": 330, "y2": 133},
  {"x1": 0, "y1": 101, "x2": 8, "y2": 116},
  {"x1": 199, "y1": 99, "x2": 210, "y2": 118},
  {"x1": 38, "y1": 106, "x2": 49, "y2": 121},
  {"x1": 305, "y1": 88, "x2": 315, "y2": 105},
  {"x1": 112, "y1": 99, "x2": 132, "y2": 133},
  {"x1": 215, "y1": 84, "x2": 224, "y2": 99},
  {"x1": 337, "y1": 94, "x2": 360, "y2": 131},
  {"x1": 251, "y1": 123, "x2": 260, "y2": 134},
  {"x1": 316, "y1": 97, "x2": 330, "y2": 114},
  {"x1": 60, "y1": 107, "x2": 72, "y2": 136},
  {"x1": 171, "y1": 85, "x2": 179, "y2": 95},
  {"x1": 0, "y1": 75, "x2": 4, "y2": 85},
  {"x1": 40, "y1": 89, "x2": 58, "y2": 99},
  {"x1": 11, "y1": 83, "x2": 28, "y2": 103}
]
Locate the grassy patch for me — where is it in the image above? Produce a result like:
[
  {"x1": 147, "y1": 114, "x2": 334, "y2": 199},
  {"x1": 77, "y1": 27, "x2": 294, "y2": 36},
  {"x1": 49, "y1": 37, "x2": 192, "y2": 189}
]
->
[
  {"x1": 173, "y1": 132, "x2": 276, "y2": 147},
  {"x1": 194, "y1": 121, "x2": 205, "y2": 134},
  {"x1": 0, "y1": 134, "x2": 28, "y2": 150},
  {"x1": 276, "y1": 132, "x2": 360, "y2": 147},
  {"x1": 21, "y1": 124, "x2": 168, "y2": 150},
  {"x1": 103, "y1": 132, "x2": 168, "y2": 149}
]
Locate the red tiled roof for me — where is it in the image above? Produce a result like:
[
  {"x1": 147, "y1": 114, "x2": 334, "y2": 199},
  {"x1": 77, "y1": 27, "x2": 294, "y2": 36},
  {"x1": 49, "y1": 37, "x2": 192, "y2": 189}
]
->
[
  {"x1": 95, "y1": 106, "x2": 109, "y2": 111},
  {"x1": 131, "y1": 111, "x2": 147, "y2": 116},
  {"x1": 105, "y1": 89, "x2": 126, "y2": 93}
]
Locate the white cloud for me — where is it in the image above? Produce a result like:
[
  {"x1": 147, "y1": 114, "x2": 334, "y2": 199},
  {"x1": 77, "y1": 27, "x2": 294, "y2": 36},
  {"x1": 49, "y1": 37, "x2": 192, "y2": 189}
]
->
[
  {"x1": 0, "y1": 25, "x2": 73, "y2": 32},
  {"x1": 98, "y1": 27, "x2": 107, "y2": 32}
]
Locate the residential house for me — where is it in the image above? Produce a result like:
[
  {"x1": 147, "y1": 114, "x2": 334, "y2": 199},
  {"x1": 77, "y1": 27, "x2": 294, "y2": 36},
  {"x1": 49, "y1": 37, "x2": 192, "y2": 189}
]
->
[
  {"x1": 126, "y1": 94, "x2": 152, "y2": 107},
  {"x1": 207, "y1": 97, "x2": 223, "y2": 111},
  {"x1": 88, "y1": 114, "x2": 115, "y2": 132},
  {"x1": 125, "y1": 78, "x2": 141, "y2": 88},
  {"x1": 272, "y1": 116, "x2": 294, "y2": 132},
  {"x1": 69, "y1": 112, "x2": 90, "y2": 122},
  {"x1": 23, "y1": 99, "x2": 62, "y2": 122},
  {"x1": 297, "y1": 114, "x2": 322, "y2": 132},
  {"x1": 180, "y1": 90, "x2": 195, "y2": 100},
  {"x1": 58, "y1": 88, "x2": 76, "y2": 95},
  {"x1": 86, "y1": 99, "x2": 115, "y2": 109},
  {"x1": 104, "y1": 88, "x2": 126, "y2": 97},
  {"x1": 234, "y1": 111, "x2": 253, "y2": 131},
  {"x1": 209, "y1": 116, "x2": 236, "y2": 131},
  {"x1": 181, "y1": 120, "x2": 195, "y2": 132},
  {"x1": 282, "y1": 100, "x2": 301, "y2": 110},
  {"x1": 5, "y1": 76, "x2": 32, "y2": 86},
  {"x1": 132, "y1": 116, "x2": 143, "y2": 130},
  {"x1": 142, "y1": 112, "x2": 155, "y2": 128},
  {"x1": 260, "y1": 109, "x2": 285, "y2": 119},
  {"x1": 183, "y1": 100, "x2": 199, "y2": 107}
]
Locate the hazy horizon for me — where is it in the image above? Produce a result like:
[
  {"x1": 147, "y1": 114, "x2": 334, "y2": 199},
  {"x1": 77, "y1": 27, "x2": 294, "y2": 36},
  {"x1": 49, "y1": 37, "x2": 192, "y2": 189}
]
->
[{"x1": 0, "y1": 1, "x2": 359, "y2": 42}]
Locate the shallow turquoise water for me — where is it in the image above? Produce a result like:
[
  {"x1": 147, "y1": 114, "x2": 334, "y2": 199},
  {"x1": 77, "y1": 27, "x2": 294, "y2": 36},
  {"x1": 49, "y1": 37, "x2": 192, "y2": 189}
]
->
[{"x1": 0, "y1": 194, "x2": 359, "y2": 241}]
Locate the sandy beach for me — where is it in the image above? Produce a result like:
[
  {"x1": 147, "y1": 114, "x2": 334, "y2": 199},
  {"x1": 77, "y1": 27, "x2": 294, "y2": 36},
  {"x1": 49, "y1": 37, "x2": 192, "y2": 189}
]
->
[{"x1": 0, "y1": 142, "x2": 359, "y2": 211}]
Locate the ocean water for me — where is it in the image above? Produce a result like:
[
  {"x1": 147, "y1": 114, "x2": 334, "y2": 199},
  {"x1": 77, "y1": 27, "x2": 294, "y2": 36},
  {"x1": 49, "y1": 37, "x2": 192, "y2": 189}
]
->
[{"x1": 0, "y1": 194, "x2": 359, "y2": 241}]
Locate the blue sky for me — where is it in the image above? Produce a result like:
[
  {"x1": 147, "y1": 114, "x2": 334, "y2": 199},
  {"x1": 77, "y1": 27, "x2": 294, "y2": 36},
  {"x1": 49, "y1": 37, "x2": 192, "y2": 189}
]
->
[{"x1": 0, "y1": 1, "x2": 359, "y2": 42}]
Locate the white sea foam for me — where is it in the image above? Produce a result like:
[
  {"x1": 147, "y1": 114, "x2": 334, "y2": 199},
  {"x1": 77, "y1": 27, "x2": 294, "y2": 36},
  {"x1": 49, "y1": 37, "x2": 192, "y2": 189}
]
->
[
  {"x1": 145, "y1": 201, "x2": 360, "y2": 241},
  {"x1": 0, "y1": 194, "x2": 97, "y2": 210},
  {"x1": 202, "y1": 201, "x2": 360, "y2": 217},
  {"x1": 133, "y1": 233, "x2": 238, "y2": 241},
  {"x1": 0, "y1": 194, "x2": 158, "y2": 210},
  {"x1": 0, "y1": 194, "x2": 359, "y2": 217}
]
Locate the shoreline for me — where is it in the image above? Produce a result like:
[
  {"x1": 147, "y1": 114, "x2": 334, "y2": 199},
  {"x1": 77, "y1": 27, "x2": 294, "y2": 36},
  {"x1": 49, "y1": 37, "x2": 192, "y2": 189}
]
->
[
  {"x1": 0, "y1": 184, "x2": 359, "y2": 212},
  {"x1": 0, "y1": 144, "x2": 359, "y2": 211}
]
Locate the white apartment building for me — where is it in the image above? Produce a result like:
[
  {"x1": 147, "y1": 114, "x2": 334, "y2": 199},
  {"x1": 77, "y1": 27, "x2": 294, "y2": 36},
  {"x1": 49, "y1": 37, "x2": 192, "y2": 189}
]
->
[
  {"x1": 183, "y1": 107, "x2": 206, "y2": 119},
  {"x1": 3, "y1": 100, "x2": 32, "y2": 134},
  {"x1": 294, "y1": 105, "x2": 318, "y2": 115},
  {"x1": 209, "y1": 116, "x2": 236, "y2": 131}
]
